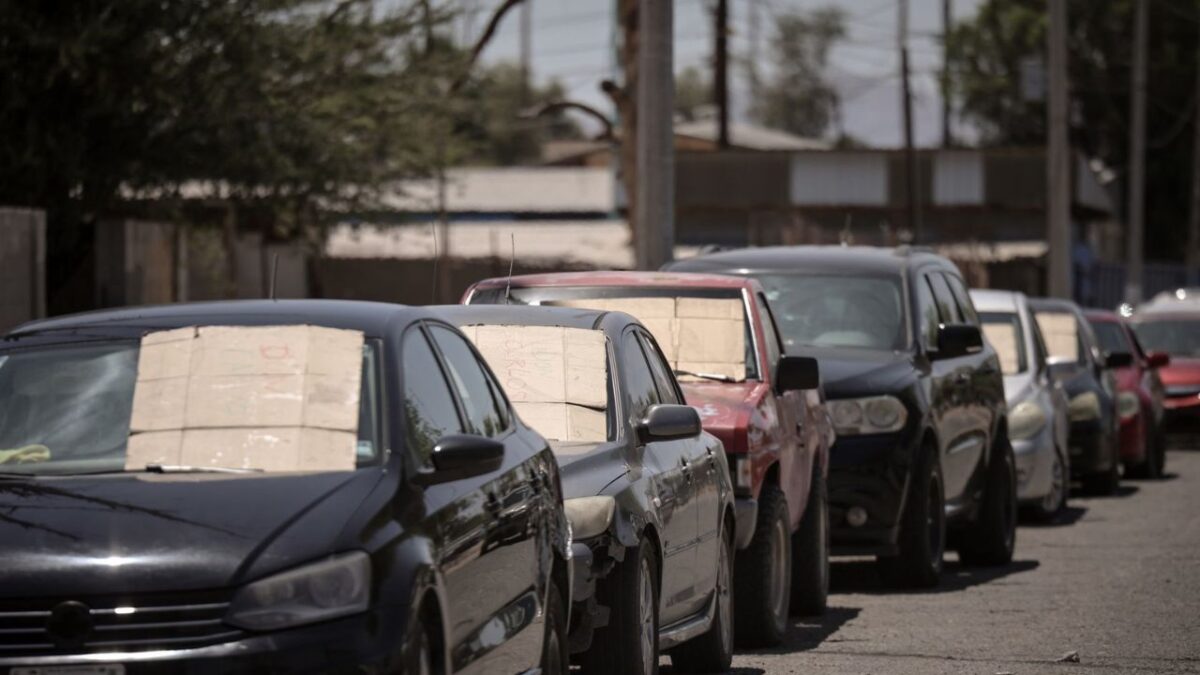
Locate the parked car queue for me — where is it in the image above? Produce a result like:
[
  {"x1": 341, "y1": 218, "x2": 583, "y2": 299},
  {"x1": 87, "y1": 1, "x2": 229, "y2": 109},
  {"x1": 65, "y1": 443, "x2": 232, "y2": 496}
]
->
[{"x1": 0, "y1": 245, "x2": 1185, "y2": 675}]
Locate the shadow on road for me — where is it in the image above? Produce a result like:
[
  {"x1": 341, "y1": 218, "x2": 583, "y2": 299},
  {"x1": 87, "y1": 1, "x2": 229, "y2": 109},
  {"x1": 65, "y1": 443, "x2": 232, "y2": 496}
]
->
[
  {"x1": 1022, "y1": 504, "x2": 1088, "y2": 527},
  {"x1": 1069, "y1": 484, "x2": 1140, "y2": 499},
  {"x1": 830, "y1": 558, "x2": 1039, "y2": 595},
  {"x1": 735, "y1": 605, "x2": 862, "y2": 657}
]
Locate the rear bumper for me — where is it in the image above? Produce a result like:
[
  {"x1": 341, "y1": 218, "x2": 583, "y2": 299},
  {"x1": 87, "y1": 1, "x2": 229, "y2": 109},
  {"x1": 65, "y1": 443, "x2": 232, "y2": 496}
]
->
[
  {"x1": 827, "y1": 429, "x2": 918, "y2": 557},
  {"x1": 1163, "y1": 399, "x2": 1200, "y2": 447}
]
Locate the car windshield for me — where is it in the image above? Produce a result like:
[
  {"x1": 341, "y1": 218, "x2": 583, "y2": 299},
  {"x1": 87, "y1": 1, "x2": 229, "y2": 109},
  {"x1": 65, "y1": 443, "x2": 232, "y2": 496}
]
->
[
  {"x1": 469, "y1": 285, "x2": 760, "y2": 381},
  {"x1": 0, "y1": 339, "x2": 382, "y2": 476},
  {"x1": 753, "y1": 274, "x2": 907, "y2": 352},
  {"x1": 980, "y1": 312, "x2": 1027, "y2": 375},
  {"x1": 1090, "y1": 321, "x2": 1131, "y2": 356},
  {"x1": 1131, "y1": 319, "x2": 1200, "y2": 358}
]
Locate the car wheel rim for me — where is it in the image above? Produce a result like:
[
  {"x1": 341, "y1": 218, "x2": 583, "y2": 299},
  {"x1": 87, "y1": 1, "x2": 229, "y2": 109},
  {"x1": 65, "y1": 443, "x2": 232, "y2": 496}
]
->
[
  {"x1": 639, "y1": 557, "x2": 655, "y2": 675},
  {"x1": 718, "y1": 539, "x2": 733, "y2": 655},
  {"x1": 1044, "y1": 452, "x2": 1064, "y2": 513},
  {"x1": 769, "y1": 515, "x2": 789, "y2": 625}
]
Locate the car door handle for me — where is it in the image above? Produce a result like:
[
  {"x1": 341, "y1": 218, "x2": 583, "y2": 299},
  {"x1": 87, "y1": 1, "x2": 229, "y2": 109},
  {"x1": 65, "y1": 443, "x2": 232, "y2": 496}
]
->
[{"x1": 680, "y1": 459, "x2": 694, "y2": 482}]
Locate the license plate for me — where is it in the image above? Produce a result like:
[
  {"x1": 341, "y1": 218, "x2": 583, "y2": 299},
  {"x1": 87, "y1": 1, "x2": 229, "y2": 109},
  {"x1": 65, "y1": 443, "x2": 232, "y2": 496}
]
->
[{"x1": 9, "y1": 662, "x2": 124, "y2": 667}]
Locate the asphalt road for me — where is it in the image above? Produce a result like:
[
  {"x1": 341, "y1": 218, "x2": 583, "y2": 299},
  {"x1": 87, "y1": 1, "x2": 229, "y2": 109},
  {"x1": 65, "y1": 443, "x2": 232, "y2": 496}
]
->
[{"x1": 682, "y1": 449, "x2": 1200, "y2": 674}]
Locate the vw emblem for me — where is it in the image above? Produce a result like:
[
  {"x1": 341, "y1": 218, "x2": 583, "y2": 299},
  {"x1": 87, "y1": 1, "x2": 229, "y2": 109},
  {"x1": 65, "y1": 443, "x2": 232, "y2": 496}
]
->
[{"x1": 46, "y1": 601, "x2": 93, "y2": 646}]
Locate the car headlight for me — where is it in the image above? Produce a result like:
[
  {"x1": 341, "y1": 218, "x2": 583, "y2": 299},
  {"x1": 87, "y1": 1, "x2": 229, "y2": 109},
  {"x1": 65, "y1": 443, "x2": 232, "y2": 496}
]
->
[
  {"x1": 226, "y1": 552, "x2": 371, "y2": 631},
  {"x1": 1117, "y1": 391, "x2": 1140, "y2": 421},
  {"x1": 1008, "y1": 399, "x2": 1048, "y2": 441},
  {"x1": 1068, "y1": 391, "x2": 1101, "y2": 423},
  {"x1": 829, "y1": 396, "x2": 907, "y2": 435},
  {"x1": 564, "y1": 496, "x2": 615, "y2": 541}
]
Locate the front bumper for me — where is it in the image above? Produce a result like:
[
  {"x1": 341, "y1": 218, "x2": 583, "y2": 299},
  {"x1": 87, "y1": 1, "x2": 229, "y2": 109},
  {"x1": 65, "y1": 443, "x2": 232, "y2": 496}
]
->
[
  {"x1": 733, "y1": 497, "x2": 758, "y2": 550},
  {"x1": 1067, "y1": 418, "x2": 1115, "y2": 475},
  {"x1": 0, "y1": 610, "x2": 405, "y2": 674},
  {"x1": 1118, "y1": 412, "x2": 1147, "y2": 464},
  {"x1": 1163, "y1": 397, "x2": 1200, "y2": 447},
  {"x1": 827, "y1": 428, "x2": 918, "y2": 556},
  {"x1": 1012, "y1": 427, "x2": 1056, "y2": 504}
]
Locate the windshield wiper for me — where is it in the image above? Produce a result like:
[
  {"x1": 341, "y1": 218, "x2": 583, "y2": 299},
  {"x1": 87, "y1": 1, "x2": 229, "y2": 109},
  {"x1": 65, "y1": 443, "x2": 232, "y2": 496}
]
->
[
  {"x1": 673, "y1": 369, "x2": 738, "y2": 383},
  {"x1": 144, "y1": 464, "x2": 263, "y2": 474}
]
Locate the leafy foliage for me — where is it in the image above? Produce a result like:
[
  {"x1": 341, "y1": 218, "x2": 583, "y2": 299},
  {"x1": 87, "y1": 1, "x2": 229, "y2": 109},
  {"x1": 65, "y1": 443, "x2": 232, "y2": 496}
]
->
[{"x1": 748, "y1": 7, "x2": 846, "y2": 138}]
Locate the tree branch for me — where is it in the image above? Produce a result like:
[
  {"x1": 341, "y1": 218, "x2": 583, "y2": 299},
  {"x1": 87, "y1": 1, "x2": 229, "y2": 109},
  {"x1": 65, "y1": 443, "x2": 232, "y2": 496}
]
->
[
  {"x1": 450, "y1": 0, "x2": 526, "y2": 93},
  {"x1": 523, "y1": 100, "x2": 616, "y2": 140}
]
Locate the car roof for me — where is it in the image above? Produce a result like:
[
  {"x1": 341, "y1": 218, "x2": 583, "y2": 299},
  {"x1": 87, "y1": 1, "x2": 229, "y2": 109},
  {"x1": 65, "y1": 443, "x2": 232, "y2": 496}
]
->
[
  {"x1": 431, "y1": 304, "x2": 635, "y2": 337},
  {"x1": 1027, "y1": 297, "x2": 1081, "y2": 314},
  {"x1": 969, "y1": 289, "x2": 1023, "y2": 313},
  {"x1": 666, "y1": 245, "x2": 955, "y2": 277},
  {"x1": 470, "y1": 270, "x2": 757, "y2": 293},
  {"x1": 1131, "y1": 306, "x2": 1200, "y2": 321},
  {"x1": 5, "y1": 299, "x2": 422, "y2": 340}
]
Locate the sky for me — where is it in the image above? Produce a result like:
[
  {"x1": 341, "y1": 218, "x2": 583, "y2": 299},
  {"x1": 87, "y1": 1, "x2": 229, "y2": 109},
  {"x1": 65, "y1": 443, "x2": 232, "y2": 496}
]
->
[{"x1": 467, "y1": 0, "x2": 987, "y2": 148}]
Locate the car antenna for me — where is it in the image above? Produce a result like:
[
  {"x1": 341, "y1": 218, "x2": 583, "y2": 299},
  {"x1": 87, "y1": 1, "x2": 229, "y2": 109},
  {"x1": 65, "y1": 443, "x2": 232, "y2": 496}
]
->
[
  {"x1": 504, "y1": 233, "x2": 516, "y2": 305},
  {"x1": 268, "y1": 252, "x2": 280, "y2": 300}
]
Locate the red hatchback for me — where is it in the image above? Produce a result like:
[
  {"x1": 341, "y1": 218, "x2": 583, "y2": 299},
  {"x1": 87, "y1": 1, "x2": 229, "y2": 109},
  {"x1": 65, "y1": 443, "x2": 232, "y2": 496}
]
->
[
  {"x1": 1085, "y1": 311, "x2": 1169, "y2": 478},
  {"x1": 1130, "y1": 309, "x2": 1200, "y2": 448}
]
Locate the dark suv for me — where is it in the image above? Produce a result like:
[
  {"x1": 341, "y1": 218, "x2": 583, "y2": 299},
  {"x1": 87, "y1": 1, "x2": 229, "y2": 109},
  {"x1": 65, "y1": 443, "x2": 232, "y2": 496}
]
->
[{"x1": 668, "y1": 246, "x2": 1016, "y2": 588}]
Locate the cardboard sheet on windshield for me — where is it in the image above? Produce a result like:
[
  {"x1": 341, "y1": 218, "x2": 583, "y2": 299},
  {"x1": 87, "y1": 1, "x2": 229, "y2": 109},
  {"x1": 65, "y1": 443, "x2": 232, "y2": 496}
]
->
[
  {"x1": 126, "y1": 325, "x2": 364, "y2": 472},
  {"x1": 461, "y1": 325, "x2": 607, "y2": 443},
  {"x1": 547, "y1": 296, "x2": 747, "y2": 380},
  {"x1": 1034, "y1": 312, "x2": 1080, "y2": 362}
]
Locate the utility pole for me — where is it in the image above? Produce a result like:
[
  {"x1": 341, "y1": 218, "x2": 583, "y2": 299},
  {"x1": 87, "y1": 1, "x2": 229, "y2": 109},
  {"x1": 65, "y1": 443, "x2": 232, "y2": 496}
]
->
[
  {"x1": 519, "y1": 0, "x2": 532, "y2": 104},
  {"x1": 715, "y1": 0, "x2": 729, "y2": 148},
  {"x1": 747, "y1": 0, "x2": 761, "y2": 96},
  {"x1": 941, "y1": 0, "x2": 953, "y2": 147},
  {"x1": 1046, "y1": 0, "x2": 1072, "y2": 299},
  {"x1": 635, "y1": 0, "x2": 674, "y2": 269},
  {"x1": 899, "y1": 0, "x2": 922, "y2": 243},
  {"x1": 1125, "y1": 0, "x2": 1149, "y2": 304},
  {"x1": 1189, "y1": 36, "x2": 1200, "y2": 282}
]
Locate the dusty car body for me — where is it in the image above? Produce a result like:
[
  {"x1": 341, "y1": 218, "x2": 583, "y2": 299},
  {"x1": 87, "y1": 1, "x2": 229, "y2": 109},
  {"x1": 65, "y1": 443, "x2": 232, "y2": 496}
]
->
[
  {"x1": 464, "y1": 271, "x2": 833, "y2": 645},
  {"x1": 668, "y1": 246, "x2": 1016, "y2": 589},
  {"x1": 1029, "y1": 298, "x2": 1126, "y2": 495},
  {"x1": 0, "y1": 300, "x2": 571, "y2": 675},
  {"x1": 438, "y1": 304, "x2": 736, "y2": 675},
  {"x1": 972, "y1": 289, "x2": 1071, "y2": 520},
  {"x1": 1086, "y1": 310, "x2": 1169, "y2": 478},
  {"x1": 1129, "y1": 307, "x2": 1200, "y2": 447}
]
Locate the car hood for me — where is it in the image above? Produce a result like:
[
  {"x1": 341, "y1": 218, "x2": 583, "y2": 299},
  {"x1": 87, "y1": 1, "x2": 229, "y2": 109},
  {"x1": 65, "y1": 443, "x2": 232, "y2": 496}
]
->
[
  {"x1": 1159, "y1": 357, "x2": 1200, "y2": 388},
  {"x1": 551, "y1": 442, "x2": 627, "y2": 499},
  {"x1": 795, "y1": 347, "x2": 917, "y2": 399},
  {"x1": 0, "y1": 470, "x2": 381, "y2": 599},
  {"x1": 680, "y1": 380, "x2": 766, "y2": 454}
]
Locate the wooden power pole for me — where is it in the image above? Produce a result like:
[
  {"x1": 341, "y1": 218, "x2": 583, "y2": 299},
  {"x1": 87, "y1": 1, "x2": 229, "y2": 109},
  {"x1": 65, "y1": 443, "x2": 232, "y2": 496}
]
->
[
  {"x1": 715, "y1": 0, "x2": 729, "y2": 148},
  {"x1": 1125, "y1": 0, "x2": 1149, "y2": 304},
  {"x1": 1189, "y1": 34, "x2": 1200, "y2": 281},
  {"x1": 942, "y1": 0, "x2": 953, "y2": 147},
  {"x1": 899, "y1": 0, "x2": 922, "y2": 243},
  {"x1": 635, "y1": 0, "x2": 673, "y2": 270},
  {"x1": 1047, "y1": 0, "x2": 1072, "y2": 299}
]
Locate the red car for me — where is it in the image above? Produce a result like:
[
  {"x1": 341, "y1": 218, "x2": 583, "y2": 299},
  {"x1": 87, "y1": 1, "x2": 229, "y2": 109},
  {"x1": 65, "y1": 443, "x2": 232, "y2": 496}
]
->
[
  {"x1": 1085, "y1": 310, "x2": 1169, "y2": 478},
  {"x1": 1130, "y1": 308, "x2": 1200, "y2": 447},
  {"x1": 463, "y1": 271, "x2": 833, "y2": 647}
]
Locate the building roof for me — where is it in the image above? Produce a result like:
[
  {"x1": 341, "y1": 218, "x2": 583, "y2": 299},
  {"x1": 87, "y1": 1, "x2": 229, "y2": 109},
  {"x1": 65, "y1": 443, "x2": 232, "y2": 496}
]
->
[{"x1": 673, "y1": 120, "x2": 832, "y2": 151}]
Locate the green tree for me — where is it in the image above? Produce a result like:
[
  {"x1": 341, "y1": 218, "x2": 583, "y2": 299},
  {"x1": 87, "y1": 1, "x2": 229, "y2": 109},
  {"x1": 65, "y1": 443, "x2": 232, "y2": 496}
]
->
[
  {"x1": 946, "y1": 0, "x2": 1198, "y2": 260},
  {"x1": 456, "y1": 61, "x2": 582, "y2": 166},
  {"x1": 675, "y1": 66, "x2": 713, "y2": 122},
  {"x1": 749, "y1": 7, "x2": 846, "y2": 138}
]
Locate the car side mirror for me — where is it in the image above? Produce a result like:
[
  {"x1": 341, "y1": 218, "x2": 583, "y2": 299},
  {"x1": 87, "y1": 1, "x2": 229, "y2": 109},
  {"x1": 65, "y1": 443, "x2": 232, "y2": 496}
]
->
[
  {"x1": 423, "y1": 435, "x2": 505, "y2": 484},
  {"x1": 637, "y1": 404, "x2": 702, "y2": 444},
  {"x1": 933, "y1": 324, "x2": 983, "y2": 360},
  {"x1": 1046, "y1": 355, "x2": 1074, "y2": 381},
  {"x1": 1104, "y1": 352, "x2": 1134, "y2": 369},
  {"x1": 1146, "y1": 351, "x2": 1170, "y2": 369},
  {"x1": 775, "y1": 355, "x2": 820, "y2": 393}
]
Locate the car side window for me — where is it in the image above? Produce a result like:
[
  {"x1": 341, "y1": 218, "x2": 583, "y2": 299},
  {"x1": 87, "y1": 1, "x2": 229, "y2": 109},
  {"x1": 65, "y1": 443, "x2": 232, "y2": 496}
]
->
[
  {"x1": 944, "y1": 274, "x2": 980, "y2": 326},
  {"x1": 637, "y1": 331, "x2": 683, "y2": 405},
  {"x1": 621, "y1": 331, "x2": 661, "y2": 422},
  {"x1": 428, "y1": 325, "x2": 508, "y2": 438},
  {"x1": 928, "y1": 272, "x2": 963, "y2": 325},
  {"x1": 916, "y1": 275, "x2": 940, "y2": 349},
  {"x1": 402, "y1": 328, "x2": 464, "y2": 467},
  {"x1": 754, "y1": 292, "x2": 783, "y2": 374}
]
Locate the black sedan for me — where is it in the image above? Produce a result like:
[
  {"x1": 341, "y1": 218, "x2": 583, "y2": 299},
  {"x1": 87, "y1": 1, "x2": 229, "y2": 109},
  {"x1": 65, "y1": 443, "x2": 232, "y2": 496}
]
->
[
  {"x1": 668, "y1": 246, "x2": 1016, "y2": 588},
  {"x1": 439, "y1": 305, "x2": 736, "y2": 675},
  {"x1": 0, "y1": 300, "x2": 571, "y2": 674}
]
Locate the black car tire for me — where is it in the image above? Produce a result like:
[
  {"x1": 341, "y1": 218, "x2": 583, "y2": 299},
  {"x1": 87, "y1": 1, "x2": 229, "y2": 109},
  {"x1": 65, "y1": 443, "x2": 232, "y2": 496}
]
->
[
  {"x1": 540, "y1": 578, "x2": 568, "y2": 675},
  {"x1": 877, "y1": 444, "x2": 945, "y2": 589},
  {"x1": 1082, "y1": 439, "x2": 1120, "y2": 495},
  {"x1": 1024, "y1": 447, "x2": 1067, "y2": 523},
  {"x1": 405, "y1": 617, "x2": 439, "y2": 675},
  {"x1": 733, "y1": 483, "x2": 791, "y2": 647},
  {"x1": 670, "y1": 524, "x2": 735, "y2": 674},
  {"x1": 1126, "y1": 422, "x2": 1163, "y2": 480},
  {"x1": 958, "y1": 438, "x2": 1017, "y2": 566},
  {"x1": 578, "y1": 539, "x2": 659, "y2": 675},
  {"x1": 790, "y1": 468, "x2": 829, "y2": 617}
]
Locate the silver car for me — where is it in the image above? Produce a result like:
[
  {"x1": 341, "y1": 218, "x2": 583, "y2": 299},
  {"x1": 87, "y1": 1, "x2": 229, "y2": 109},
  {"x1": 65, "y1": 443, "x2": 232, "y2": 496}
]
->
[{"x1": 971, "y1": 289, "x2": 1070, "y2": 521}]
